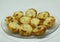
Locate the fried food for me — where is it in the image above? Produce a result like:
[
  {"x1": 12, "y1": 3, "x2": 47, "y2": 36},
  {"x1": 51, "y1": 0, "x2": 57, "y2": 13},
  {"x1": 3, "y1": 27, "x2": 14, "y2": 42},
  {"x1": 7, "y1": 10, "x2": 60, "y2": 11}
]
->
[
  {"x1": 7, "y1": 22, "x2": 20, "y2": 33},
  {"x1": 30, "y1": 18, "x2": 40, "y2": 27},
  {"x1": 20, "y1": 16, "x2": 31, "y2": 24},
  {"x1": 37, "y1": 11, "x2": 50, "y2": 20},
  {"x1": 19, "y1": 24, "x2": 33, "y2": 36},
  {"x1": 43, "y1": 16, "x2": 55, "y2": 28},
  {"x1": 5, "y1": 8, "x2": 56, "y2": 36},
  {"x1": 33, "y1": 25, "x2": 47, "y2": 36},
  {"x1": 25, "y1": 8, "x2": 37, "y2": 18},
  {"x1": 13, "y1": 11, "x2": 23, "y2": 20},
  {"x1": 5, "y1": 16, "x2": 18, "y2": 24}
]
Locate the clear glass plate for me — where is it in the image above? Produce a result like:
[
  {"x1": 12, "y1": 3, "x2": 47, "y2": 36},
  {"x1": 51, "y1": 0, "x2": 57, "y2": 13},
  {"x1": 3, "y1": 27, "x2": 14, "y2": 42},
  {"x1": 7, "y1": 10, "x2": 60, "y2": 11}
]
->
[
  {"x1": 1, "y1": 12, "x2": 60, "y2": 42},
  {"x1": 1, "y1": 15, "x2": 60, "y2": 39}
]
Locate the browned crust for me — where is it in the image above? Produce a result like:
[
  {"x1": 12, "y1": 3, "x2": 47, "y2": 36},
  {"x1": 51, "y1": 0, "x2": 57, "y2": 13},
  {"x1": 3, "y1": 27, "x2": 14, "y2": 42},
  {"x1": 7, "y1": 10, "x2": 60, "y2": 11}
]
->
[
  {"x1": 25, "y1": 8, "x2": 37, "y2": 18},
  {"x1": 37, "y1": 11, "x2": 50, "y2": 20},
  {"x1": 30, "y1": 18, "x2": 40, "y2": 28},
  {"x1": 7, "y1": 24, "x2": 19, "y2": 34},
  {"x1": 13, "y1": 11, "x2": 24, "y2": 21},
  {"x1": 32, "y1": 25, "x2": 47, "y2": 36},
  {"x1": 19, "y1": 24, "x2": 33, "y2": 36}
]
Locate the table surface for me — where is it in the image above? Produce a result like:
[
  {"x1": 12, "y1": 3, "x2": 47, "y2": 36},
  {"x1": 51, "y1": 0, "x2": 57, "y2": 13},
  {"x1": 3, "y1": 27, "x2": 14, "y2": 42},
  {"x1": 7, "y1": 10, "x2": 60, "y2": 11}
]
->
[{"x1": 0, "y1": 0, "x2": 60, "y2": 42}]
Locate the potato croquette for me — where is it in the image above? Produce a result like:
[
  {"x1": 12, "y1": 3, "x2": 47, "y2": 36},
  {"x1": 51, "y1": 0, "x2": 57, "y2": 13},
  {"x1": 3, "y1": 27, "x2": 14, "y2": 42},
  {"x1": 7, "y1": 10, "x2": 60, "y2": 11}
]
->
[
  {"x1": 19, "y1": 24, "x2": 33, "y2": 36},
  {"x1": 33, "y1": 25, "x2": 47, "y2": 36},
  {"x1": 43, "y1": 16, "x2": 55, "y2": 28},
  {"x1": 7, "y1": 22, "x2": 20, "y2": 33},
  {"x1": 5, "y1": 16, "x2": 18, "y2": 24},
  {"x1": 13, "y1": 11, "x2": 23, "y2": 20},
  {"x1": 20, "y1": 16, "x2": 31, "y2": 24},
  {"x1": 25, "y1": 8, "x2": 37, "y2": 18},
  {"x1": 30, "y1": 18, "x2": 40, "y2": 27},
  {"x1": 37, "y1": 11, "x2": 50, "y2": 20}
]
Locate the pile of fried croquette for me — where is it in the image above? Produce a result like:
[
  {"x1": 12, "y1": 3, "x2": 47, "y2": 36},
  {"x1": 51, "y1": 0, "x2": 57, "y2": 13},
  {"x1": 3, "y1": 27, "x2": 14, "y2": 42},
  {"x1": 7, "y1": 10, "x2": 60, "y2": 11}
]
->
[{"x1": 5, "y1": 8, "x2": 55, "y2": 36}]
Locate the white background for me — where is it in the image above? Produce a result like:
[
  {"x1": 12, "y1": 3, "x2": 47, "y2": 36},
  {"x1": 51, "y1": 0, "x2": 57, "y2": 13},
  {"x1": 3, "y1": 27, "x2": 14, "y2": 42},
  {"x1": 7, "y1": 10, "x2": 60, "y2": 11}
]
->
[{"x1": 0, "y1": 0, "x2": 60, "y2": 42}]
